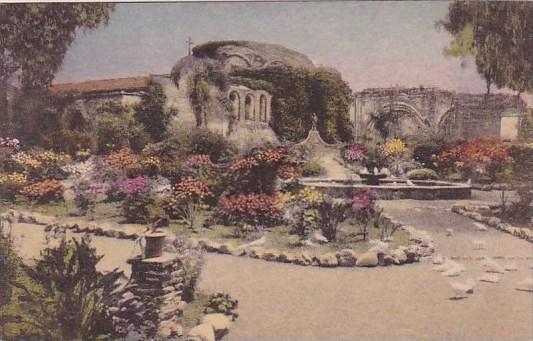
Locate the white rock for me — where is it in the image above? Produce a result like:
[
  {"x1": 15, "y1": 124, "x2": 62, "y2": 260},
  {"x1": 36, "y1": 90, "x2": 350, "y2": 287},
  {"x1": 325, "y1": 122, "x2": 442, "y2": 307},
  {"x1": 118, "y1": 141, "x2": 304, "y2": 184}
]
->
[
  {"x1": 355, "y1": 251, "x2": 379, "y2": 267},
  {"x1": 312, "y1": 231, "x2": 329, "y2": 244},
  {"x1": 449, "y1": 279, "x2": 475, "y2": 299},
  {"x1": 504, "y1": 263, "x2": 518, "y2": 272},
  {"x1": 202, "y1": 313, "x2": 232, "y2": 339},
  {"x1": 473, "y1": 222, "x2": 489, "y2": 231},
  {"x1": 478, "y1": 273, "x2": 500, "y2": 283},
  {"x1": 244, "y1": 236, "x2": 267, "y2": 248},
  {"x1": 446, "y1": 228, "x2": 454, "y2": 237},
  {"x1": 188, "y1": 323, "x2": 215, "y2": 341},
  {"x1": 482, "y1": 257, "x2": 505, "y2": 274},
  {"x1": 516, "y1": 278, "x2": 533, "y2": 292},
  {"x1": 432, "y1": 254, "x2": 445, "y2": 265}
]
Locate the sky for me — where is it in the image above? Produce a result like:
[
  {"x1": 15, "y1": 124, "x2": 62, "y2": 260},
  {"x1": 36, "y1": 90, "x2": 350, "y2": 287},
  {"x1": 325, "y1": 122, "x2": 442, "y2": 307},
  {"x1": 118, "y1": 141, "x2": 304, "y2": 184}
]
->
[{"x1": 54, "y1": 1, "x2": 502, "y2": 95}]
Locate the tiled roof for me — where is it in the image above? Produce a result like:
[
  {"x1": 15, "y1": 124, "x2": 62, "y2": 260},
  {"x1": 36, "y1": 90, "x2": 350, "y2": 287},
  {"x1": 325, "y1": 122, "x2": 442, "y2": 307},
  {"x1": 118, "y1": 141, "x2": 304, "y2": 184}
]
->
[{"x1": 49, "y1": 76, "x2": 152, "y2": 95}]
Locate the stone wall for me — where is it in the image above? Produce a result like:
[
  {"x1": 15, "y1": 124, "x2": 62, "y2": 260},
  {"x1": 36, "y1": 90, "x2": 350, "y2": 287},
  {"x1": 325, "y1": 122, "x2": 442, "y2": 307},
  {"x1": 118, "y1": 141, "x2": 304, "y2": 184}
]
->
[
  {"x1": 116, "y1": 253, "x2": 186, "y2": 338},
  {"x1": 352, "y1": 87, "x2": 527, "y2": 142}
]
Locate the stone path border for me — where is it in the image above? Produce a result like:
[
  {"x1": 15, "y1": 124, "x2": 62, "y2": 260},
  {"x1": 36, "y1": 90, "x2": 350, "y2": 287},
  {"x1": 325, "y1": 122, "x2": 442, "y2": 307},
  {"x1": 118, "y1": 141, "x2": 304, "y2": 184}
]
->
[
  {"x1": 3, "y1": 209, "x2": 435, "y2": 269},
  {"x1": 451, "y1": 204, "x2": 533, "y2": 243},
  {"x1": 191, "y1": 213, "x2": 435, "y2": 269}
]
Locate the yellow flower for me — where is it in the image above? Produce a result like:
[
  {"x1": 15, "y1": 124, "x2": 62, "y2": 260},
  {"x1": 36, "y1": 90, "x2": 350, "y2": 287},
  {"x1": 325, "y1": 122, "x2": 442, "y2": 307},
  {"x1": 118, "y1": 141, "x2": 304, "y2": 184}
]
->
[
  {"x1": 383, "y1": 138, "x2": 407, "y2": 157},
  {"x1": 298, "y1": 187, "x2": 324, "y2": 205}
]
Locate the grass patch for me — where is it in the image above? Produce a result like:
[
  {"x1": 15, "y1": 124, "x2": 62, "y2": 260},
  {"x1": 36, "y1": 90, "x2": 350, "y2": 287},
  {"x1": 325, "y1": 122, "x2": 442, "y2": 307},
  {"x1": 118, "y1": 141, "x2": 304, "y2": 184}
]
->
[{"x1": 179, "y1": 292, "x2": 210, "y2": 330}]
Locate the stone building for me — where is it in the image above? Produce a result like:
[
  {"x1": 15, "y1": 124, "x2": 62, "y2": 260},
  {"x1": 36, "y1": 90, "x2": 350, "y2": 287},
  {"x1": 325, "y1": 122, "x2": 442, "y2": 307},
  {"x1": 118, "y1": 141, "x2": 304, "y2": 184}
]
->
[
  {"x1": 48, "y1": 72, "x2": 277, "y2": 149},
  {"x1": 352, "y1": 87, "x2": 527, "y2": 142}
]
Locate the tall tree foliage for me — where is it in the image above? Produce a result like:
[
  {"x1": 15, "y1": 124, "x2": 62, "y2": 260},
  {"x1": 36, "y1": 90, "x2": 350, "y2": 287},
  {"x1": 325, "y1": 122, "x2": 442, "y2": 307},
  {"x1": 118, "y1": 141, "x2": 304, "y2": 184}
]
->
[
  {"x1": 438, "y1": 2, "x2": 533, "y2": 95},
  {"x1": 232, "y1": 66, "x2": 353, "y2": 143},
  {"x1": 0, "y1": 3, "x2": 114, "y2": 88},
  {"x1": 134, "y1": 81, "x2": 177, "y2": 142}
]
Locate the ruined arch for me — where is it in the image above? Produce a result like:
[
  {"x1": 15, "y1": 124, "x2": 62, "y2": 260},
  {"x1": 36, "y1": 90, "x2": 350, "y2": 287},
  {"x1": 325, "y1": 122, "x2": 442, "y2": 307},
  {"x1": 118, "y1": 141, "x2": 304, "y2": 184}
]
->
[
  {"x1": 245, "y1": 94, "x2": 255, "y2": 120},
  {"x1": 366, "y1": 102, "x2": 429, "y2": 140},
  {"x1": 438, "y1": 108, "x2": 461, "y2": 137},
  {"x1": 229, "y1": 91, "x2": 241, "y2": 120}
]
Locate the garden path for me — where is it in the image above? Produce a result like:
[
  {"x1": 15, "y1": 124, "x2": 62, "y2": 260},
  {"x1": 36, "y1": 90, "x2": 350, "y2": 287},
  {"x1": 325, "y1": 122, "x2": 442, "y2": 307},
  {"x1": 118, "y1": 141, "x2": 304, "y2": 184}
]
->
[
  {"x1": 198, "y1": 190, "x2": 533, "y2": 341},
  {"x1": 317, "y1": 153, "x2": 352, "y2": 179}
]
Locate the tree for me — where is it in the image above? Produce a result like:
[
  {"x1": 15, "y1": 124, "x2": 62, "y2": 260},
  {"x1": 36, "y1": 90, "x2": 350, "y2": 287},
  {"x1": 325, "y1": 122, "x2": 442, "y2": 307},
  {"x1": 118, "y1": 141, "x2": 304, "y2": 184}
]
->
[
  {"x1": 0, "y1": 3, "x2": 114, "y2": 89},
  {"x1": 438, "y1": 2, "x2": 533, "y2": 95},
  {"x1": 134, "y1": 81, "x2": 177, "y2": 142},
  {"x1": 8, "y1": 236, "x2": 122, "y2": 341}
]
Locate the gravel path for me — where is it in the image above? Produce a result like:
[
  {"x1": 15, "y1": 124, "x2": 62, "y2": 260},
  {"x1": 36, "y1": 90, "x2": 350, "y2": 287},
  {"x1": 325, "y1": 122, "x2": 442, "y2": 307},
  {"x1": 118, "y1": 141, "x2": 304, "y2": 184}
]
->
[{"x1": 199, "y1": 191, "x2": 533, "y2": 341}]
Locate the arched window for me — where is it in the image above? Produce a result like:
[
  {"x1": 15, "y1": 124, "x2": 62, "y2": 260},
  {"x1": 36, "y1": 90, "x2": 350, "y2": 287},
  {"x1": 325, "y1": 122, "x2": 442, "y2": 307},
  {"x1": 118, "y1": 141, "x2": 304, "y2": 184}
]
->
[
  {"x1": 229, "y1": 91, "x2": 241, "y2": 120},
  {"x1": 245, "y1": 94, "x2": 254, "y2": 120},
  {"x1": 259, "y1": 95, "x2": 267, "y2": 122}
]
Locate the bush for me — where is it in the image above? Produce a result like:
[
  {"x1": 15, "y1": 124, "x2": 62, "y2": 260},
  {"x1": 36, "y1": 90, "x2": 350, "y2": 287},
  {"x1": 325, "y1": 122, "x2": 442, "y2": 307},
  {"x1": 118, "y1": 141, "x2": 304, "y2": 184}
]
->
[
  {"x1": 184, "y1": 129, "x2": 236, "y2": 163},
  {"x1": 225, "y1": 146, "x2": 290, "y2": 194},
  {"x1": 21, "y1": 180, "x2": 64, "y2": 203},
  {"x1": 342, "y1": 143, "x2": 367, "y2": 164},
  {"x1": 217, "y1": 193, "x2": 283, "y2": 227},
  {"x1": 163, "y1": 177, "x2": 211, "y2": 229},
  {"x1": 9, "y1": 237, "x2": 122, "y2": 340},
  {"x1": 117, "y1": 177, "x2": 162, "y2": 224},
  {"x1": 0, "y1": 220, "x2": 18, "y2": 308},
  {"x1": 299, "y1": 161, "x2": 323, "y2": 177},
  {"x1": 506, "y1": 144, "x2": 533, "y2": 183},
  {"x1": 406, "y1": 168, "x2": 439, "y2": 180},
  {"x1": 0, "y1": 172, "x2": 28, "y2": 200},
  {"x1": 41, "y1": 129, "x2": 97, "y2": 158},
  {"x1": 204, "y1": 292, "x2": 238, "y2": 319},
  {"x1": 95, "y1": 103, "x2": 150, "y2": 154}
]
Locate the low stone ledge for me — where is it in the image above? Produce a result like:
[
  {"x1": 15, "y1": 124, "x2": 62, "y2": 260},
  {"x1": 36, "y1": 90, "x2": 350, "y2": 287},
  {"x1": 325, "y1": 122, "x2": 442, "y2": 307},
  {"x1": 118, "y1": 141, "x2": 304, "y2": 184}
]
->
[
  {"x1": 6, "y1": 209, "x2": 142, "y2": 241},
  {"x1": 452, "y1": 204, "x2": 533, "y2": 243}
]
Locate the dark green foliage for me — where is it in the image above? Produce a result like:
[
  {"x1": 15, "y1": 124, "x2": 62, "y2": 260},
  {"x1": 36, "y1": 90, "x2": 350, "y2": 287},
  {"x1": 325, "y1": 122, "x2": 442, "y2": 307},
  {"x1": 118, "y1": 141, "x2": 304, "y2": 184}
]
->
[
  {"x1": 299, "y1": 160, "x2": 324, "y2": 177},
  {"x1": 8, "y1": 236, "x2": 122, "y2": 341},
  {"x1": 192, "y1": 40, "x2": 248, "y2": 58},
  {"x1": 0, "y1": 220, "x2": 18, "y2": 309},
  {"x1": 231, "y1": 66, "x2": 353, "y2": 143},
  {"x1": 122, "y1": 192, "x2": 158, "y2": 224},
  {"x1": 520, "y1": 110, "x2": 533, "y2": 141},
  {"x1": 506, "y1": 144, "x2": 533, "y2": 183},
  {"x1": 438, "y1": 2, "x2": 533, "y2": 95},
  {"x1": 10, "y1": 89, "x2": 63, "y2": 147},
  {"x1": 95, "y1": 102, "x2": 150, "y2": 154},
  {"x1": 204, "y1": 292, "x2": 238, "y2": 319},
  {"x1": 0, "y1": 3, "x2": 114, "y2": 89},
  {"x1": 134, "y1": 81, "x2": 177, "y2": 142},
  {"x1": 184, "y1": 129, "x2": 236, "y2": 163},
  {"x1": 42, "y1": 130, "x2": 97, "y2": 157},
  {"x1": 406, "y1": 168, "x2": 439, "y2": 180}
]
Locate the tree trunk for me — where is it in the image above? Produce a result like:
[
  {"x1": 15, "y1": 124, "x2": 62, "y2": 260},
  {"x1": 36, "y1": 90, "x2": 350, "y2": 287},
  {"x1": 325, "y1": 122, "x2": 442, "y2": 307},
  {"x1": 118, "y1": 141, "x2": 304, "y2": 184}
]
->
[{"x1": 0, "y1": 80, "x2": 9, "y2": 135}]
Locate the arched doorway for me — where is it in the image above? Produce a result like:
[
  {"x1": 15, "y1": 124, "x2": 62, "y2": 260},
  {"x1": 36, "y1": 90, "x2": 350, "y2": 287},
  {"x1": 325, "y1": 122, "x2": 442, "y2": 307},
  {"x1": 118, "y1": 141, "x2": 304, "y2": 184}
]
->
[
  {"x1": 229, "y1": 91, "x2": 241, "y2": 120},
  {"x1": 245, "y1": 94, "x2": 254, "y2": 120}
]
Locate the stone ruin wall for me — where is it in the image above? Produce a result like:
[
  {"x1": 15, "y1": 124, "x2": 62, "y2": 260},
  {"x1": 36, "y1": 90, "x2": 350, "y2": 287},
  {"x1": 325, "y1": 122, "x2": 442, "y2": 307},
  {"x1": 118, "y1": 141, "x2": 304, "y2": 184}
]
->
[{"x1": 352, "y1": 87, "x2": 527, "y2": 142}]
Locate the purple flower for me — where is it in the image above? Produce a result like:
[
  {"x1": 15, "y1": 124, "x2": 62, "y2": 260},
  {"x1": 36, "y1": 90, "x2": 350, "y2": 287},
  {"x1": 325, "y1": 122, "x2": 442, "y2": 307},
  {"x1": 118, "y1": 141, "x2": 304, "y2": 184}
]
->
[
  {"x1": 343, "y1": 143, "x2": 367, "y2": 163},
  {"x1": 117, "y1": 176, "x2": 150, "y2": 195}
]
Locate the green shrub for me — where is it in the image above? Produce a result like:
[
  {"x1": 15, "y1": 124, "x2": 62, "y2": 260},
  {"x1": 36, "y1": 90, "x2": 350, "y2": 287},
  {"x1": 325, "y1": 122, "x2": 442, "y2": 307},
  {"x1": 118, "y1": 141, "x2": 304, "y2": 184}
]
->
[
  {"x1": 8, "y1": 237, "x2": 121, "y2": 340},
  {"x1": 183, "y1": 129, "x2": 236, "y2": 163},
  {"x1": 445, "y1": 172, "x2": 464, "y2": 182},
  {"x1": 96, "y1": 103, "x2": 150, "y2": 154},
  {"x1": 41, "y1": 129, "x2": 97, "y2": 157},
  {"x1": 406, "y1": 168, "x2": 439, "y2": 180},
  {"x1": 204, "y1": 292, "x2": 238, "y2": 319},
  {"x1": 299, "y1": 161, "x2": 323, "y2": 177}
]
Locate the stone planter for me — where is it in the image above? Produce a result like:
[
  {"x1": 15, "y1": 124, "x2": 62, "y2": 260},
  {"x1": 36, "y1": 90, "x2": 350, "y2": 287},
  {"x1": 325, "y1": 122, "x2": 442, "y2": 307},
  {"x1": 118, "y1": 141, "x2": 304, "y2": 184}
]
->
[{"x1": 145, "y1": 231, "x2": 167, "y2": 258}]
